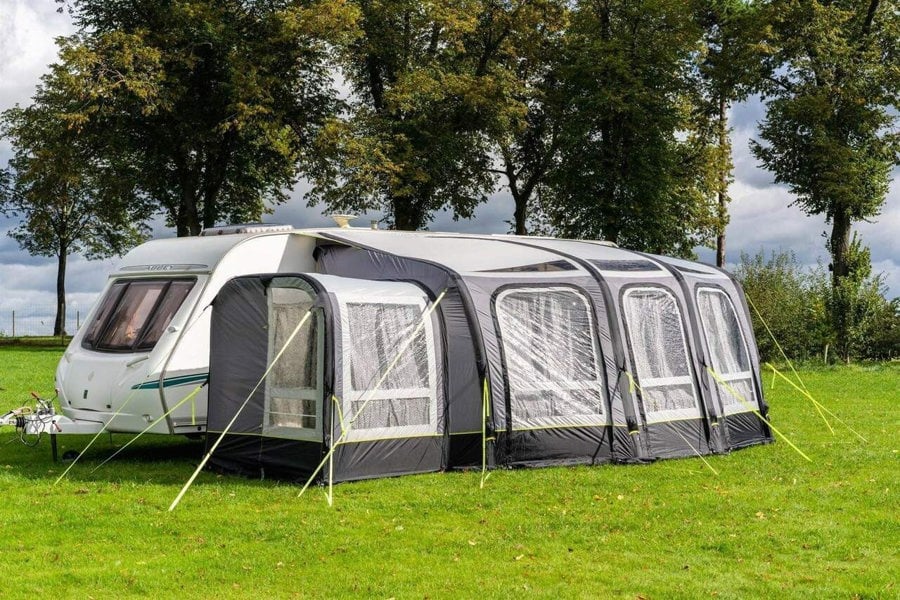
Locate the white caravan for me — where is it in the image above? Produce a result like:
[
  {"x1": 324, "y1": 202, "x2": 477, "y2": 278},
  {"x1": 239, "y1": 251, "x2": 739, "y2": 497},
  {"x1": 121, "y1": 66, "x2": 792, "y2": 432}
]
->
[{"x1": 50, "y1": 224, "x2": 318, "y2": 437}]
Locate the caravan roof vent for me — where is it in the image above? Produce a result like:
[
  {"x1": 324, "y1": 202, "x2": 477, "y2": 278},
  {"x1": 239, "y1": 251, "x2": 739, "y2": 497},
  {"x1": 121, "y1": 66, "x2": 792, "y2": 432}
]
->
[
  {"x1": 199, "y1": 223, "x2": 294, "y2": 236},
  {"x1": 329, "y1": 214, "x2": 357, "y2": 228}
]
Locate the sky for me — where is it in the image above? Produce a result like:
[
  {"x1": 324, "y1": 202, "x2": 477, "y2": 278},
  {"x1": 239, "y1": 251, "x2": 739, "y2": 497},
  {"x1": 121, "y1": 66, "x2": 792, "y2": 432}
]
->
[{"x1": 0, "y1": 0, "x2": 897, "y2": 335}]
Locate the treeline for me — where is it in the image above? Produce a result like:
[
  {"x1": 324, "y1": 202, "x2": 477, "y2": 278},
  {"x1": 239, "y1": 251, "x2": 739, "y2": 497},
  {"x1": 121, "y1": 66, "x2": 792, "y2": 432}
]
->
[
  {"x1": 737, "y1": 248, "x2": 899, "y2": 363},
  {"x1": 1, "y1": 0, "x2": 898, "y2": 356}
]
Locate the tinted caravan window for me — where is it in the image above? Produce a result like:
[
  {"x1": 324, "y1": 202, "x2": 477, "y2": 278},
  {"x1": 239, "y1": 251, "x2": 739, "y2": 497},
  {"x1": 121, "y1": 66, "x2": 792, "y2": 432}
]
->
[
  {"x1": 495, "y1": 287, "x2": 604, "y2": 430},
  {"x1": 82, "y1": 279, "x2": 195, "y2": 352},
  {"x1": 696, "y1": 288, "x2": 755, "y2": 415},
  {"x1": 622, "y1": 287, "x2": 701, "y2": 424}
]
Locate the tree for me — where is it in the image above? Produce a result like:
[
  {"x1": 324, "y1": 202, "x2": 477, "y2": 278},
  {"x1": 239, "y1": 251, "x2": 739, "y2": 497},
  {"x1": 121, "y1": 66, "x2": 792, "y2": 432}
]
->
[
  {"x1": 485, "y1": 0, "x2": 568, "y2": 235},
  {"x1": 308, "y1": 0, "x2": 546, "y2": 230},
  {"x1": 543, "y1": 0, "x2": 719, "y2": 256},
  {"x1": 55, "y1": 0, "x2": 355, "y2": 236},
  {"x1": 751, "y1": 0, "x2": 899, "y2": 349},
  {"x1": 693, "y1": 0, "x2": 767, "y2": 266},
  {"x1": 828, "y1": 234, "x2": 899, "y2": 361},
  {"x1": 1, "y1": 96, "x2": 150, "y2": 336}
]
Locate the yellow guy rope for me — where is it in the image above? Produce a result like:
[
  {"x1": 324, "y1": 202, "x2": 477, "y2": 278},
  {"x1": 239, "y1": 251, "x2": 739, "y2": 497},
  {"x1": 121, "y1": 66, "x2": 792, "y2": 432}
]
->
[
  {"x1": 298, "y1": 289, "x2": 447, "y2": 501},
  {"x1": 91, "y1": 381, "x2": 207, "y2": 473},
  {"x1": 54, "y1": 305, "x2": 213, "y2": 486},
  {"x1": 168, "y1": 309, "x2": 313, "y2": 512},
  {"x1": 744, "y1": 294, "x2": 833, "y2": 434},
  {"x1": 707, "y1": 367, "x2": 812, "y2": 462},
  {"x1": 624, "y1": 370, "x2": 719, "y2": 476},
  {"x1": 766, "y1": 363, "x2": 868, "y2": 444}
]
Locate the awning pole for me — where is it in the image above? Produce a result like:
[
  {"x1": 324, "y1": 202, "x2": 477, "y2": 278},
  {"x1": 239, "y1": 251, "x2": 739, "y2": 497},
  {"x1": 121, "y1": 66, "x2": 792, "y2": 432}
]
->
[{"x1": 480, "y1": 377, "x2": 493, "y2": 489}]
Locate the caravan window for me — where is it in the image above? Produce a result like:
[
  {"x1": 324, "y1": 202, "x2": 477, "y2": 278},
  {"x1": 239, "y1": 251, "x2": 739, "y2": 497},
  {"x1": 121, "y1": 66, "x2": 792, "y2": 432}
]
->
[
  {"x1": 495, "y1": 287, "x2": 605, "y2": 430},
  {"x1": 264, "y1": 285, "x2": 324, "y2": 440},
  {"x1": 622, "y1": 287, "x2": 701, "y2": 423},
  {"x1": 696, "y1": 288, "x2": 755, "y2": 415},
  {"x1": 340, "y1": 298, "x2": 439, "y2": 441},
  {"x1": 82, "y1": 279, "x2": 195, "y2": 352}
]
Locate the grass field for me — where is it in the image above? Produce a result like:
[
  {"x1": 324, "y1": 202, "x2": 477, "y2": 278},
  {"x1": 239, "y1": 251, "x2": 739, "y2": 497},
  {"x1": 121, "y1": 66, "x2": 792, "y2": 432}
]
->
[{"x1": 0, "y1": 345, "x2": 897, "y2": 598}]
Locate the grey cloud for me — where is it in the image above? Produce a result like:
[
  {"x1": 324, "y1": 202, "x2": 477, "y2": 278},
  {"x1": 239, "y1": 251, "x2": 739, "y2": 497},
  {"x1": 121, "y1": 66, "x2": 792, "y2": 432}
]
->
[
  {"x1": 0, "y1": 1, "x2": 72, "y2": 109},
  {"x1": 269, "y1": 179, "x2": 516, "y2": 234},
  {"x1": 730, "y1": 96, "x2": 767, "y2": 133},
  {"x1": 732, "y1": 127, "x2": 780, "y2": 190}
]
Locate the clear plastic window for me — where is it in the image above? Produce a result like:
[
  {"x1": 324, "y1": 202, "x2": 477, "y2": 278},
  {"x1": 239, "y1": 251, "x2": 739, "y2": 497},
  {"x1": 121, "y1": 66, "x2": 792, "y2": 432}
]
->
[
  {"x1": 347, "y1": 303, "x2": 429, "y2": 391},
  {"x1": 622, "y1": 287, "x2": 700, "y2": 423},
  {"x1": 82, "y1": 279, "x2": 195, "y2": 351},
  {"x1": 697, "y1": 288, "x2": 756, "y2": 415},
  {"x1": 340, "y1": 298, "x2": 439, "y2": 442},
  {"x1": 495, "y1": 287, "x2": 605, "y2": 430},
  {"x1": 264, "y1": 285, "x2": 324, "y2": 440}
]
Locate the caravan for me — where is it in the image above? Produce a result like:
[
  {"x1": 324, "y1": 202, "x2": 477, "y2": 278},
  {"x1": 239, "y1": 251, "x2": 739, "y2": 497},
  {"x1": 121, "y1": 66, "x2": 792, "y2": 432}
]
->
[
  {"x1": 16, "y1": 222, "x2": 771, "y2": 480},
  {"x1": 52, "y1": 224, "x2": 315, "y2": 436}
]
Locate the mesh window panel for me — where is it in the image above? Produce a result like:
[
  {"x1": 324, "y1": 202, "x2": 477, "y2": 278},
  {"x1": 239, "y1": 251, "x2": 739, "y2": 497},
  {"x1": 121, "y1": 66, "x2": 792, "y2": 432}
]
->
[
  {"x1": 342, "y1": 300, "x2": 439, "y2": 441},
  {"x1": 496, "y1": 288, "x2": 605, "y2": 430},
  {"x1": 697, "y1": 289, "x2": 756, "y2": 415},
  {"x1": 350, "y1": 397, "x2": 431, "y2": 429},
  {"x1": 268, "y1": 397, "x2": 317, "y2": 429},
  {"x1": 347, "y1": 303, "x2": 428, "y2": 391},
  {"x1": 272, "y1": 302, "x2": 317, "y2": 389},
  {"x1": 264, "y1": 286, "x2": 323, "y2": 440},
  {"x1": 622, "y1": 288, "x2": 700, "y2": 423}
]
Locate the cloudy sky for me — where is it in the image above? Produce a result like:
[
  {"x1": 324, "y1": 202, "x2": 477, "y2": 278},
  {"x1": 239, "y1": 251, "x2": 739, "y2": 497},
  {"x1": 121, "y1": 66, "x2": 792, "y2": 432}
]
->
[{"x1": 1, "y1": 1, "x2": 897, "y2": 335}]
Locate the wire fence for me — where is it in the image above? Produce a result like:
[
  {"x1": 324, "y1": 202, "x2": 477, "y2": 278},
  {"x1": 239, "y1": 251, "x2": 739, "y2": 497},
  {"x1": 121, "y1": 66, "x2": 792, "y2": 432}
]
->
[{"x1": 0, "y1": 306, "x2": 83, "y2": 338}]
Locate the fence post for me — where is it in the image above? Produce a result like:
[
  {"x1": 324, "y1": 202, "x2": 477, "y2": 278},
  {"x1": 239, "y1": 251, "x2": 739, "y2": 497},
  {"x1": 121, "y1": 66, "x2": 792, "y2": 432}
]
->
[{"x1": 11, "y1": 310, "x2": 14, "y2": 337}]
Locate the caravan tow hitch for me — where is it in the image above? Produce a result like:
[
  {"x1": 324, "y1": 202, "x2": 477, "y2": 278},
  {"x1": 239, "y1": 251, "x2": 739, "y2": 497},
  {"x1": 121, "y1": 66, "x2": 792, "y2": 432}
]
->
[
  {"x1": 1, "y1": 392, "x2": 104, "y2": 461},
  {"x1": 1, "y1": 392, "x2": 60, "y2": 448}
]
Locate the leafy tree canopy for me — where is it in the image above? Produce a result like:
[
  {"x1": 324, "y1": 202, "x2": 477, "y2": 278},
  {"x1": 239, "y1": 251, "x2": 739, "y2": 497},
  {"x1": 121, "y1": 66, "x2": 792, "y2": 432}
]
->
[
  {"x1": 55, "y1": 0, "x2": 358, "y2": 235},
  {"x1": 1, "y1": 73, "x2": 152, "y2": 334},
  {"x1": 307, "y1": 0, "x2": 562, "y2": 230},
  {"x1": 542, "y1": 0, "x2": 719, "y2": 256},
  {"x1": 751, "y1": 0, "x2": 899, "y2": 275}
]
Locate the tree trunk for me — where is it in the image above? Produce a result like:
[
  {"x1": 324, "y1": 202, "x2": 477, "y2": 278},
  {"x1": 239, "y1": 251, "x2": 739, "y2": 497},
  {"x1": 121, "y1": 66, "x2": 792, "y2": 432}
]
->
[
  {"x1": 175, "y1": 151, "x2": 202, "y2": 236},
  {"x1": 513, "y1": 191, "x2": 527, "y2": 236},
  {"x1": 715, "y1": 96, "x2": 728, "y2": 268},
  {"x1": 176, "y1": 187, "x2": 202, "y2": 237},
  {"x1": 505, "y1": 160, "x2": 528, "y2": 236},
  {"x1": 715, "y1": 202, "x2": 726, "y2": 266},
  {"x1": 54, "y1": 248, "x2": 67, "y2": 337},
  {"x1": 391, "y1": 193, "x2": 427, "y2": 231},
  {"x1": 830, "y1": 206, "x2": 851, "y2": 287},
  {"x1": 829, "y1": 205, "x2": 852, "y2": 359}
]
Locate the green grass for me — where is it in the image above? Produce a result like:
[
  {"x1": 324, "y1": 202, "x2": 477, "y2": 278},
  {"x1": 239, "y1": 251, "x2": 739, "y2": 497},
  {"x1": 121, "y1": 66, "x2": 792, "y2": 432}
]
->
[
  {"x1": 0, "y1": 335, "x2": 72, "y2": 347},
  {"x1": 1, "y1": 347, "x2": 897, "y2": 598}
]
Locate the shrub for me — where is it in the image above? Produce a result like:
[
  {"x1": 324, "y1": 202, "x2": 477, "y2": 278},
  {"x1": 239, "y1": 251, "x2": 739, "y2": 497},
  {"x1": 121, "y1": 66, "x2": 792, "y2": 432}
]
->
[
  {"x1": 735, "y1": 248, "x2": 900, "y2": 362},
  {"x1": 735, "y1": 250, "x2": 828, "y2": 362}
]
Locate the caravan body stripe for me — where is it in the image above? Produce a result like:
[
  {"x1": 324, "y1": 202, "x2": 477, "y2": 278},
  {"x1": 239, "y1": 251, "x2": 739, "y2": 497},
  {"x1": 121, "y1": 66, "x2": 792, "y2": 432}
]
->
[{"x1": 131, "y1": 373, "x2": 209, "y2": 390}]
